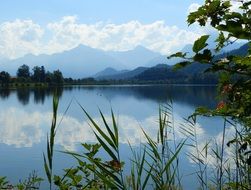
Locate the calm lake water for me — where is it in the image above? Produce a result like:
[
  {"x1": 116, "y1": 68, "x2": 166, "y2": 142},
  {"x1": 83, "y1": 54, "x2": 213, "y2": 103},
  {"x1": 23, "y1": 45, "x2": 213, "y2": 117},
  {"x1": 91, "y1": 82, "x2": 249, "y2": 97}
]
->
[{"x1": 0, "y1": 85, "x2": 225, "y2": 189}]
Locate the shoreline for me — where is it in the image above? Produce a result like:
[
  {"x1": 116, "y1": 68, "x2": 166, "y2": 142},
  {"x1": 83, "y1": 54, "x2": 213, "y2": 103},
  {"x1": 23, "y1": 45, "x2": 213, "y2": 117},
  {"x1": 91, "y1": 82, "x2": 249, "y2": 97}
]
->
[{"x1": 0, "y1": 82, "x2": 217, "y2": 90}]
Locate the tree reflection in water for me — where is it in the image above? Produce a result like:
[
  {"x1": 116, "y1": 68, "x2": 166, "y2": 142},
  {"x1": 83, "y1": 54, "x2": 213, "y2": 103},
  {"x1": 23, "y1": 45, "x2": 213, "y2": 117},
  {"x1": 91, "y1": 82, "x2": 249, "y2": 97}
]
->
[
  {"x1": 0, "y1": 88, "x2": 10, "y2": 99},
  {"x1": 0, "y1": 85, "x2": 216, "y2": 108}
]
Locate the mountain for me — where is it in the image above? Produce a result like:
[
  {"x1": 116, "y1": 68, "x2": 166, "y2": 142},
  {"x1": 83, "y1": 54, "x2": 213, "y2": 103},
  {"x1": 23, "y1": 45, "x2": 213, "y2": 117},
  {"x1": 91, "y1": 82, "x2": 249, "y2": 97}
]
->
[
  {"x1": 179, "y1": 62, "x2": 210, "y2": 75},
  {"x1": 144, "y1": 34, "x2": 246, "y2": 68},
  {"x1": 94, "y1": 41, "x2": 248, "y2": 83},
  {"x1": 225, "y1": 43, "x2": 249, "y2": 56},
  {"x1": 134, "y1": 64, "x2": 187, "y2": 81},
  {"x1": 145, "y1": 56, "x2": 185, "y2": 67},
  {"x1": 0, "y1": 45, "x2": 166, "y2": 78},
  {"x1": 95, "y1": 66, "x2": 148, "y2": 80},
  {"x1": 130, "y1": 63, "x2": 217, "y2": 84},
  {"x1": 213, "y1": 42, "x2": 249, "y2": 61},
  {"x1": 94, "y1": 67, "x2": 129, "y2": 78},
  {"x1": 94, "y1": 61, "x2": 217, "y2": 83},
  {"x1": 1, "y1": 40, "x2": 247, "y2": 79},
  {"x1": 0, "y1": 45, "x2": 128, "y2": 78},
  {"x1": 107, "y1": 45, "x2": 161, "y2": 69}
]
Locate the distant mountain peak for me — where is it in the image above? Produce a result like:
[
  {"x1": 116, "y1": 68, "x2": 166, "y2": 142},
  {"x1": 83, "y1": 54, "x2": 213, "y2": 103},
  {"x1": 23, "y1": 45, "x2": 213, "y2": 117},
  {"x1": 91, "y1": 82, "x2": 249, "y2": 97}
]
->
[
  {"x1": 94, "y1": 66, "x2": 148, "y2": 80},
  {"x1": 75, "y1": 43, "x2": 92, "y2": 49},
  {"x1": 103, "y1": 67, "x2": 118, "y2": 72},
  {"x1": 133, "y1": 45, "x2": 156, "y2": 53},
  {"x1": 153, "y1": 63, "x2": 170, "y2": 68},
  {"x1": 134, "y1": 45, "x2": 147, "y2": 50},
  {"x1": 22, "y1": 53, "x2": 37, "y2": 58},
  {"x1": 94, "y1": 67, "x2": 129, "y2": 78},
  {"x1": 71, "y1": 44, "x2": 96, "y2": 51}
]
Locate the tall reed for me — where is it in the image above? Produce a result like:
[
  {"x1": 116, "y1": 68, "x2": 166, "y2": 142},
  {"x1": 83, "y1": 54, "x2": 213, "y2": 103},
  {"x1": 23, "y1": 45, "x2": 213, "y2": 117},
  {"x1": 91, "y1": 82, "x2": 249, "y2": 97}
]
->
[
  {"x1": 43, "y1": 94, "x2": 59, "y2": 190},
  {"x1": 52, "y1": 101, "x2": 184, "y2": 189},
  {"x1": 43, "y1": 96, "x2": 250, "y2": 189}
]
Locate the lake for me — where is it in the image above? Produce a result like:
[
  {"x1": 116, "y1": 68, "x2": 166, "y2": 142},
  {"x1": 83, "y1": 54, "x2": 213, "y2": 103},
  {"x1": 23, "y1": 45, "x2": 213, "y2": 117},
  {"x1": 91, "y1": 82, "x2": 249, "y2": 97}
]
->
[{"x1": 0, "y1": 85, "x2": 225, "y2": 189}]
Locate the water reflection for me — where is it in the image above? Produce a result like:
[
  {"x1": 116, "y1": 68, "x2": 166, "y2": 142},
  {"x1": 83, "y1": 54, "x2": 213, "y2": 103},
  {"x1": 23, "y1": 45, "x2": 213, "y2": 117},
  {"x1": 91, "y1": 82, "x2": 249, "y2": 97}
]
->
[
  {"x1": 94, "y1": 85, "x2": 217, "y2": 108},
  {"x1": 0, "y1": 87, "x2": 64, "y2": 105},
  {"x1": 0, "y1": 85, "x2": 224, "y2": 189},
  {"x1": 0, "y1": 108, "x2": 46, "y2": 147},
  {"x1": 0, "y1": 107, "x2": 158, "y2": 149},
  {"x1": 17, "y1": 88, "x2": 30, "y2": 105},
  {"x1": 0, "y1": 104, "x2": 233, "y2": 178},
  {"x1": 0, "y1": 85, "x2": 217, "y2": 108},
  {"x1": 0, "y1": 105, "x2": 219, "y2": 152},
  {"x1": 0, "y1": 85, "x2": 218, "y2": 149},
  {"x1": 0, "y1": 86, "x2": 220, "y2": 147},
  {"x1": 0, "y1": 88, "x2": 10, "y2": 99},
  {"x1": 33, "y1": 89, "x2": 46, "y2": 104},
  {"x1": 188, "y1": 123, "x2": 237, "y2": 167}
]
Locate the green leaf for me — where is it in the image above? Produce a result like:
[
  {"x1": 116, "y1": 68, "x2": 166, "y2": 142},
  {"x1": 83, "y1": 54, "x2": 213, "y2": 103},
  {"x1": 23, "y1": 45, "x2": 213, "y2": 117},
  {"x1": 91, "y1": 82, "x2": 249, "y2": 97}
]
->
[
  {"x1": 79, "y1": 103, "x2": 117, "y2": 150},
  {"x1": 87, "y1": 165, "x2": 120, "y2": 188},
  {"x1": 193, "y1": 49, "x2": 212, "y2": 63},
  {"x1": 248, "y1": 42, "x2": 251, "y2": 55},
  {"x1": 138, "y1": 148, "x2": 146, "y2": 181},
  {"x1": 111, "y1": 109, "x2": 119, "y2": 147},
  {"x1": 173, "y1": 61, "x2": 192, "y2": 70},
  {"x1": 142, "y1": 129, "x2": 161, "y2": 161},
  {"x1": 167, "y1": 52, "x2": 187, "y2": 59},
  {"x1": 215, "y1": 32, "x2": 227, "y2": 51},
  {"x1": 208, "y1": 0, "x2": 220, "y2": 13},
  {"x1": 161, "y1": 141, "x2": 185, "y2": 175},
  {"x1": 142, "y1": 165, "x2": 153, "y2": 190},
  {"x1": 99, "y1": 109, "x2": 117, "y2": 148},
  {"x1": 193, "y1": 35, "x2": 210, "y2": 53},
  {"x1": 87, "y1": 158, "x2": 123, "y2": 187},
  {"x1": 94, "y1": 132, "x2": 118, "y2": 161},
  {"x1": 43, "y1": 153, "x2": 51, "y2": 184},
  {"x1": 195, "y1": 107, "x2": 210, "y2": 115},
  {"x1": 233, "y1": 56, "x2": 251, "y2": 66},
  {"x1": 159, "y1": 106, "x2": 164, "y2": 145}
]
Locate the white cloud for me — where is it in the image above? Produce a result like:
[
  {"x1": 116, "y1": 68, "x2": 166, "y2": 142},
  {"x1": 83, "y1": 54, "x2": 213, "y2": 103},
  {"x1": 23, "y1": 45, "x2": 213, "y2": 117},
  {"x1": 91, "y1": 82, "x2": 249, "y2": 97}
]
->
[
  {"x1": 55, "y1": 114, "x2": 158, "y2": 150},
  {"x1": 0, "y1": 106, "x2": 194, "y2": 150},
  {"x1": 0, "y1": 19, "x2": 44, "y2": 59},
  {"x1": 228, "y1": 0, "x2": 250, "y2": 12},
  {"x1": 230, "y1": 1, "x2": 241, "y2": 12},
  {"x1": 0, "y1": 107, "x2": 159, "y2": 149},
  {"x1": 0, "y1": 107, "x2": 47, "y2": 147},
  {"x1": 188, "y1": 3, "x2": 200, "y2": 13},
  {"x1": 0, "y1": 17, "x2": 203, "y2": 59},
  {"x1": 186, "y1": 123, "x2": 242, "y2": 171}
]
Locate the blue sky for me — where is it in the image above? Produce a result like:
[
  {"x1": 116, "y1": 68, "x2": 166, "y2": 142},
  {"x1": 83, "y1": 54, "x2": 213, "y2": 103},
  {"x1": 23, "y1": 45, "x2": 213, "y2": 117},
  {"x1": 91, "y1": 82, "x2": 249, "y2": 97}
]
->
[
  {"x1": 1, "y1": 0, "x2": 204, "y2": 26},
  {"x1": 0, "y1": 0, "x2": 207, "y2": 59}
]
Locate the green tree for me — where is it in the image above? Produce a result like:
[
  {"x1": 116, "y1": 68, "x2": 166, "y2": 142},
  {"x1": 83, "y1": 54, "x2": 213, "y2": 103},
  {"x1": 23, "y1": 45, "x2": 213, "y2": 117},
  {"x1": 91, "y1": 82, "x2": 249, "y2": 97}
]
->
[
  {"x1": 169, "y1": 0, "x2": 251, "y2": 125},
  {"x1": 17, "y1": 64, "x2": 30, "y2": 79},
  {"x1": 45, "y1": 71, "x2": 53, "y2": 84},
  {"x1": 52, "y1": 70, "x2": 64, "y2": 84},
  {"x1": 169, "y1": 0, "x2": 251, "y2": 188},
  {"x1": 32, "y1": 66, "x2": 46, "y2": 82},
  {"x1": 0, "y1": 71, "x2": 10, "y2": 85},
  {"x1": 41, "y1": 66, "x2": 45, "y2": 82}
]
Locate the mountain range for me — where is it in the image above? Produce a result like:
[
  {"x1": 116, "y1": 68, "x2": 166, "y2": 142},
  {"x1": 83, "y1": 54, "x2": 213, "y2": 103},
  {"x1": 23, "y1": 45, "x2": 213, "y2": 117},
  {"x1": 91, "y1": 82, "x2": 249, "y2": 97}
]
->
[
  {"x1": 0, "y1": 39, "x2": 246, "y2": 79},
  {"x1": 0, "y1": 45, "x2": 170, "y2": 78},
  {"x1": 94, "y1": 42, "x2": 249, "y2": 82}
]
